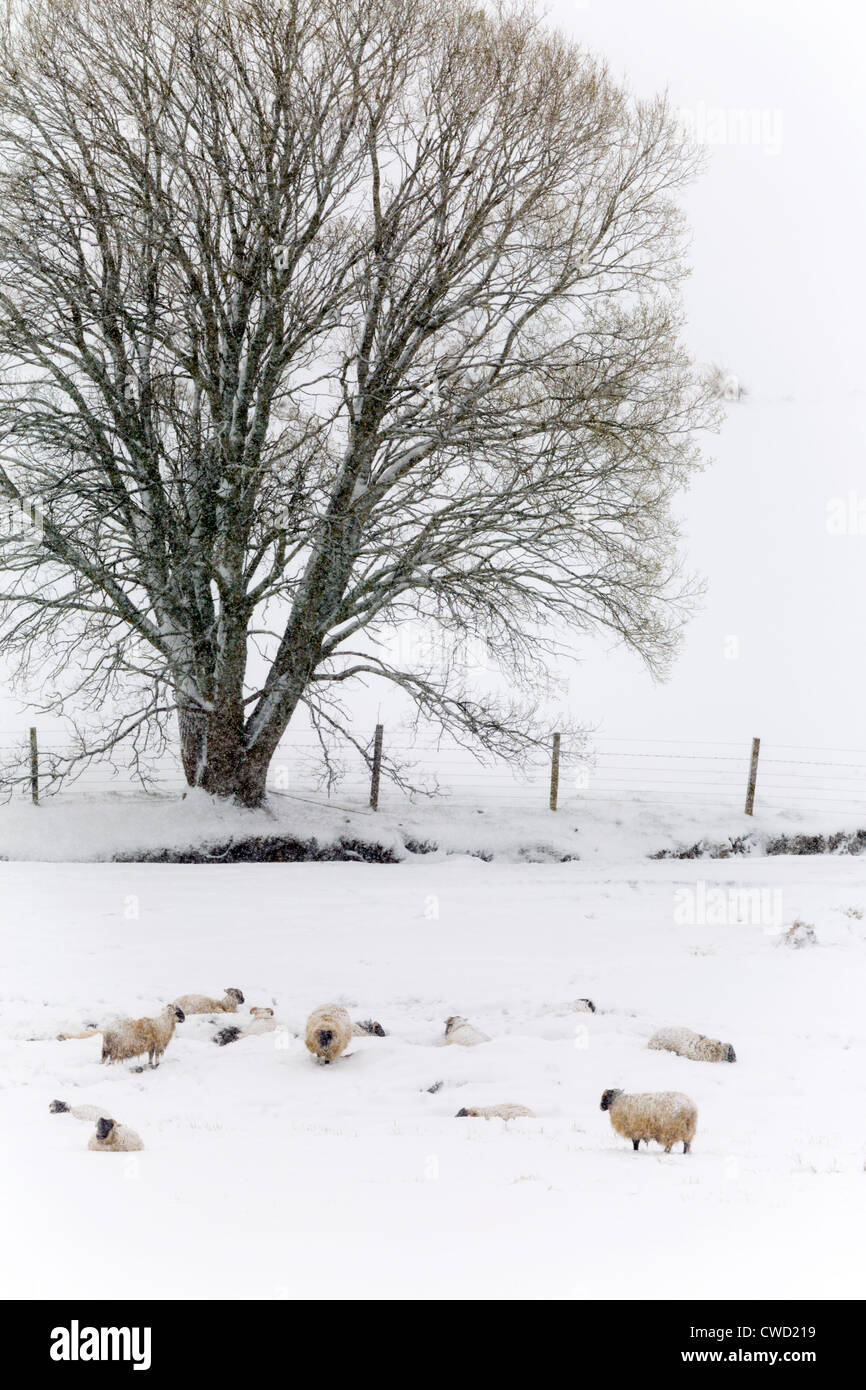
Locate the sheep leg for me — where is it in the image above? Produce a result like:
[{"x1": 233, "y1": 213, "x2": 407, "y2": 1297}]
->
[
  {"x1": 664, "y1": 1145, "x2": 672, "y2": 1153},
  {"x1": 683, "y1": 1141, "x2": 691, "y2": 1154},
  {"x1": 632, "y1": 1139, "x2": 639, "y2": 1151}
]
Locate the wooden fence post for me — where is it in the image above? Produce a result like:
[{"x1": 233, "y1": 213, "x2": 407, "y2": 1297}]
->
[
  {"x1": 29, "y1": 726, "x2": 38, "y2": 805},
  {"x1": 549, "y1": 732, "x2": 561, "y2": 811},
  {"x1": 369, "y1": 723, "x2": 384, "y2": 810},
  {"x1": 744, "y1": 736, "x2": 760, "y2": 815}
]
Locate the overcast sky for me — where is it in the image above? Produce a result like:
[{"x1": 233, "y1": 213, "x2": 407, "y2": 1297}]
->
[
  {"x1": 541, "y1": 0, "x2": 866, "y2": 749},
  {"x1": 1, "y1": 0, "x2": 864, "y2": 759}
]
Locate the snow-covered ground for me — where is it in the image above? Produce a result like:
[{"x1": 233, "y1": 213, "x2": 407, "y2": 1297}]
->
[
  {"x1": 2, "y1": 784, "x2": 866, "y2": 864},
  {"x1": 2, "y1": 850, "x2": 865, "y2": 1300}
]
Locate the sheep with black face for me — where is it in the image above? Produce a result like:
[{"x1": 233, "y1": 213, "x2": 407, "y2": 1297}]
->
[
  {"x1": 58, "y1": 1004, "x2": 185, "y2": 1067},
  {"x1": 648, "y1": 1026, "x2": 736, "y2": 1064},
  {"x1": 305, "y1": 1004, "x2": 353, "y2": 1064},
  {"x1": 88, "y1": 1117, "x2": 144, "y2": 1152},
  {"x1": 600, "y1": 1088, "x2": 697, "y2": 1154},
  {"x1": 174, "y1": 987, "x2": 245, "y2": 1015}
]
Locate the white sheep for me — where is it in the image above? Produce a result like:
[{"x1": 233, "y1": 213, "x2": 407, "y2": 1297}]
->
[
  {"x1": 444, "y1": 1015, "x2": 490, "y2": 1046},
  {"x1": 455, "y1": 1103, "x2": 535, "y2": 1120},
  {"x1": 543, "y1": 997, "x2": 596, "y2": 1015},
  {"x1": 780, "y1": 921, "x2": 816, "y2": 949},
  {"x1": 600, "y1": 1088, "x2": 697, "y2": 1154},
  {"x1": 351, "y1": 1018, "x2": 386, "y2": 1037},
  {"x1": 648, "y1": 1026, "x2": 736, "y2": 1064},
  {"x1": 50, "y1": 1100, "x2": 108, "y2": 1121},
  {"x1": 213, "y1": 1006, "x2": 277, "y2": 1047},
  {"x1": 59, "y1": 1004, "x2": 185, "y2": 1067},
  {"x1": 305, "y1": 1004, "x2": 353, "y2": 1064},
  {"x1": 174, "y1": 987, "x2": 245, "y2": 1014},
  {"x1": 87, "y1": 1117, "x2": 144, "y2": 1152}
]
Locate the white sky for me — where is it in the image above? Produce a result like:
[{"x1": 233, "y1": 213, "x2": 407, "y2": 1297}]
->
[
  {"x1": 2, "y1": 0, "x2": 865, "y2": 757},
  {"x1": 540, "y1": 0, "x2": 866, "y2": 748}
]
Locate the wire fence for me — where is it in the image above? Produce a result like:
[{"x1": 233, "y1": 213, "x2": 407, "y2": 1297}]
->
[{"x1": 4, "y1": 726, "x2": 866, "y2": 820}]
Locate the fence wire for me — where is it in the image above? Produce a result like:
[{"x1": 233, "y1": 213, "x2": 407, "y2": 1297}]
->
[{"x1": 3, "y1": 728, "x2": 866, "y2": 818}]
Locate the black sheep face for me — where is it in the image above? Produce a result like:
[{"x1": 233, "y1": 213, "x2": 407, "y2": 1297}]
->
[
  {"x1": 174, "y1": 1007, "x2": 186, "y2": 1022},
  {"x1": 725, "y1": 1044, "x2": 737, "y2": 1062},
  {"x1": 49, "y1": 1100, "x2": 69, "y2": 1113},
  {"x1": 600, "y1": 1088, "x2": 622, "y2": 1112},
  {"x1": 96, "y1": 1117, "x2": 115, "y2": 1141}
]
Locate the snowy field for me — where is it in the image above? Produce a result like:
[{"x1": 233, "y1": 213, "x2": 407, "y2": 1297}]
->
[{"x1": 2, "y1": 850, "x2": 865, "y2": 1300}]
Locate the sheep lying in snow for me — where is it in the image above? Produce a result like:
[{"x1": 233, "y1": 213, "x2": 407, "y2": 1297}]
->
[
  {"x1": 600, "y1": 1089, "x2": 697, "y2": 1154},
  {"x1": 444, "y1": 1016, "x2": 490, "y2": 1046},
  {"x1": 87, "y1": 1117, "x2": 144, "y2": 1152},
  {"x1": 543, "y1": 998, "x2": 595, "y2": 1015},
  {"x1": 780, "y1": 920, "x2": 816, "y2": 949},
  {"x1": 174, "y1": 987, "x2": 244, "y2": 1015},
  {"x1": 213, "y1": 1006, "x2": 277, "y2": 1047},
  {"x1": 59, "y1": 1004, "x2": 185, "y2": 1067},
  {"x1": 352, "y1": 1019, "x2": 386, "y2": 1037},
  {"x1": 456, "y1": 1103, "x2": 535, "y2": 1120},
  {"x1": 305, "y1": 1004, "x2": 353, "y2": 1063},
  {"x1": 648, "y1": 1026, "x2": 736, "y2": 1064},
  {"x1": 50, "y1": 1100, "x2": 108, "y2": 1121}
]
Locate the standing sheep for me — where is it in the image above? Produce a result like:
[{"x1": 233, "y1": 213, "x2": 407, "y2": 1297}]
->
[
  {"x1": 87, "y1": 1117, "x2": 144, "y2": 1152},
  {"x1": 648, "y1": 1027, "x2": 736, "y2": 1063},
  {"x1": 444, "y1": 1016, "x2": 491, "y2": 1046},
  {"x1": 59, "y1": 1004, "x2": 185, "y2": 1067},
  {"x1": 600, "y1": 1089, "x2": 697, "y2": 1154},
  {"x1": 174, "y1": 987, "x2": 244, "y2": 1014},
  {"x1": 305, "y1": 1004, "x2": 353, "y2": 1064}
]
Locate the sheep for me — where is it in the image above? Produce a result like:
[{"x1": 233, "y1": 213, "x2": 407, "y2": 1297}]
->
[
  {"x1": 213, "y1": 1006, "x2": 277, "y2": 1047},
  {"x1": 600, "y1": 1088, "x2": 697, "y2": 1154},
  {"x1": 781, "y1": 920, "x2": 816, "y2": 949},
  {"x1": 50, "y1": 1100, "x2": 108, "y2": 1121},
  {"x1": 444, "y1": 1015, "x2": 491, "y2": 1046},
  {"x1": 174, "y1": 987, "x2": 244, "y2": 1015},
  {"x1": 352, "y1": 1019, "x2": 386, "y2": 1037},
  {"x1": 648, "y1": 1026, "x2": 736, "y2": 1064},
  {"x1": 305, "y1": 1004, "x2": 353, "y2": 1064},
  {"x1": 59, "y1": 1004, "x2": 185, "y2": 1067},
  {"x1": 455, "y1": 1103, "x2": 535, "y2": 1120},
  {"x1": 87, "y1": 1117, "x2": 144, "y2": 1152}
]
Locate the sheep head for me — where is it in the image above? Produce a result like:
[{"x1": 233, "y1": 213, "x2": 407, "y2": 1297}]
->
[
  {"x1": 600, "y1": 1089, "x2": 623, "y2": 1112},
  {"x1": 96, "y1": 1117, "x2": 115, "y2": 1141},
  {"x1": 226, "y1": 988, "x2": 245, "y2": 1005}
]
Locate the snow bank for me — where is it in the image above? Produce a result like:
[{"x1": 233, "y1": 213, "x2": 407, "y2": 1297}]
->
[{"x1": 1, "y1": 786, "x2": 866, "y2": 863}]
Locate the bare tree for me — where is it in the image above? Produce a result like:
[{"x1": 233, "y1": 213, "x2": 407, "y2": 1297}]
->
[{"x1": 0, "y1": 0, "x2": 715, "y2": 805}]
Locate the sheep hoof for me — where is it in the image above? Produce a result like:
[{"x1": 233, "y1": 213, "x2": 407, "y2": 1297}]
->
[{"x1": 632, "y1": 1139, "x2": 640, "y2": 1151}]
